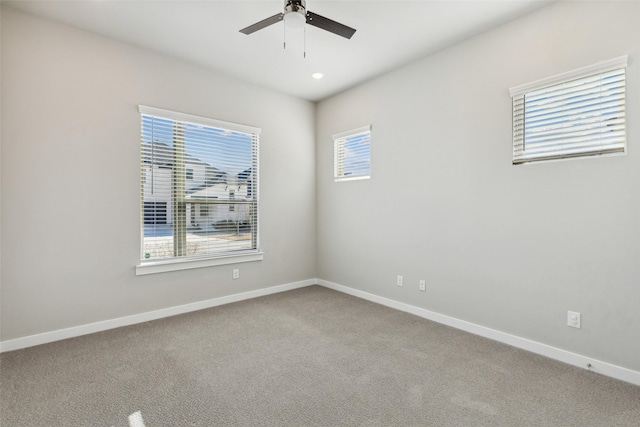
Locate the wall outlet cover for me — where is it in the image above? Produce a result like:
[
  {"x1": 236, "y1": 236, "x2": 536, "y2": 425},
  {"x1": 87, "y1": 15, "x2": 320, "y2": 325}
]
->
[{"x1": 567, "y1": 311, "x2": 581, "y2": 328}]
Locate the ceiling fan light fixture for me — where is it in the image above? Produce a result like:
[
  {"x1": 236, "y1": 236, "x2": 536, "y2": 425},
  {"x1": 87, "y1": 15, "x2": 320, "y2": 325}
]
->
[{"x1": 284, "y1": 11, "x2": 306, "y2": 30}]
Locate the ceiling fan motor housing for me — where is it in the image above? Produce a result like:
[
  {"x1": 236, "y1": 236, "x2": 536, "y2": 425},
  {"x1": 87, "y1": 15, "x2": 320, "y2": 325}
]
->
[{"x1": 285, "y1": 0, "x2": 306, "y2": 17}]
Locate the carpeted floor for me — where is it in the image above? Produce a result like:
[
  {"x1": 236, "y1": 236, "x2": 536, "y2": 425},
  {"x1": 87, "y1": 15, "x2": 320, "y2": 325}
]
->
[{"x1": 1, "y1": 285, "x2": 639, "y2": 426}]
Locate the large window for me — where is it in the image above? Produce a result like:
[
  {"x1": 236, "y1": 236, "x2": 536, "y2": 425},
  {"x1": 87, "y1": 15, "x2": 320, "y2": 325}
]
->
[
  {"x1": 138, "y1": 106, "x2": 261, "y2": 273},
  {"x1": 510, "y1": 56, "x2": 627, "y2": 164},
  {"x1": 333, "y1": 125, "x2": 371, "y2": 181}
]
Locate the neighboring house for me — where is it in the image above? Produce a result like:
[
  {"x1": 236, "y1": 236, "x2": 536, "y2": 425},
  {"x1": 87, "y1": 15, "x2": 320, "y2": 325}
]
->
[
  {"x1": 185, "y1": 176, "x2": 252, "y2": 229},
  {"x1": 142, "y1": 141, "x2": 253, "y2": 230}
]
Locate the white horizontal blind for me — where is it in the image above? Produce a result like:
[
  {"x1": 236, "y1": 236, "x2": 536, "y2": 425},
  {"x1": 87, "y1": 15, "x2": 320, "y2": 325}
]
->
[
  {"x1": 334, "y1": 126, "x2": 371, "y2": 181},
  {"x1": 139, "y1": 106, "x2": 259, "y2": 262},
  {"x1": 511, "y1": 57, "x2": 627, "y2": 164}
]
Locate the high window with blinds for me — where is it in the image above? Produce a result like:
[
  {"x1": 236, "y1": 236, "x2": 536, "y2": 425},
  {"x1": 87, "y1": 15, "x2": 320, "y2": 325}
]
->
[
  {"x1": 139, "y1": 106, "x2": 260, "y2": 267},
  {"x1": 510, "y1": 56, "x2": 627, "y2": 164},
  {"x1": 333, "y1": 125, "x2": 371, "y2": 181}
]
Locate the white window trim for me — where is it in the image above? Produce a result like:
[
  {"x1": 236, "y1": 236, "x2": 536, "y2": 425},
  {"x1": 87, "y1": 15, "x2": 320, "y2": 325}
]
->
[
  {"x1": 137, "y1": 105, "x2": 262, "y2": 274},
  {"x1": 335, "y1": 175, "x2": 371, "y2": 183},
  {"x1": 332, "y1": 125, "x2": 371, "y2": 141},
  {"x1": 509, "y1": 55, "x2": 628, "y2": 98},
  {"x1": 136, "y1": 252, "x2": 264, "y2": 275},
  {"x1": 509, "y1": 56, "x2": 628, "y2": 165},
  {"x1": 138, "y1": 105, "x2": 261, "y2": 135},
  {"x1": 333, "y1": 125, "x2": 372, "y2": 182}
]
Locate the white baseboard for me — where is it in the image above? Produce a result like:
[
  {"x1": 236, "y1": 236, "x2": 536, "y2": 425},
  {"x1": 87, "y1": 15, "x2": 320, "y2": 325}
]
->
[
  {"x1": 317, "y1": 279, "x2": 640, "y2": 387},
  {"x1": 0, "y1": 279, "x2": 315, "y2": 353},
  {"x1": 3, "y1": 277, "x2": 639, "y2": 387}
]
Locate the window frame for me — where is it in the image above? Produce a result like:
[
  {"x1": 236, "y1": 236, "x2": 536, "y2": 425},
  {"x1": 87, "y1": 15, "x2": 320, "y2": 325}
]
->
[
  {"x1": 136, "y1": 106, "x2": 263, "y2": 275},
  {"x1": 333, "y1": 125, "x2": 372, "y2": 182},
  {"x1": 509, "y1": 55, "x2": 628, "y2": 165}
]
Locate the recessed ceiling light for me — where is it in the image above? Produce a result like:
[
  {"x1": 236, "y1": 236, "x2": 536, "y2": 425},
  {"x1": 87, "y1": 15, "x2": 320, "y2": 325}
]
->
[{"x1": 312, "y1": 72, "x2": 324, "y2": 80}]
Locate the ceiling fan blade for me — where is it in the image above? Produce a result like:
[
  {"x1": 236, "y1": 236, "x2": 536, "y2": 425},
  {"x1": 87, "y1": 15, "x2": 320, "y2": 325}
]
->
[
  {"x1": 306, "y1": 11, "x2": 356, "y2": 39},
  {"x1": 240, "y1": 13, "x2": 284, "y2": 35}
]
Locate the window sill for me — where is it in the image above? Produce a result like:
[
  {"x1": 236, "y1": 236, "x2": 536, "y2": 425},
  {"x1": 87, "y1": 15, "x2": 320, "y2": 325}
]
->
[
  {"x1": 136, "y1": 251, "x2": 264, "y2": 276},
  {"x1": 335, "y1": 175, "x2": 370, "y2": 183}
]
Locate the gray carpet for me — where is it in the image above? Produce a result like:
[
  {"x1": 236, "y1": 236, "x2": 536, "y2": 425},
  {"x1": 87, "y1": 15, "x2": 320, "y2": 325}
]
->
[{"x1": 1, "y1": 286, "x2": 639, "y2": 426}]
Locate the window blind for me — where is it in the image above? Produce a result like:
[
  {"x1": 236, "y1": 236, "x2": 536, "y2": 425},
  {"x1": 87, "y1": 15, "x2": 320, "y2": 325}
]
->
[
  {"x1": 333, "y1": 125, "x2": 371, "y2": 181},
  {"x1": 510, "y1": 56, "x2": 627, "y2": 164},
  {"x1": 139, "y1": 106, "x2": 260, "y2": 262}
]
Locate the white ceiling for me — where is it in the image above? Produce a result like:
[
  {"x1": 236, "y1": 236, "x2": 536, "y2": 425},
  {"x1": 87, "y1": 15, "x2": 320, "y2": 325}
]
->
[{"x1": 4, "y1": 0, "x2": 553, "y2": 101}]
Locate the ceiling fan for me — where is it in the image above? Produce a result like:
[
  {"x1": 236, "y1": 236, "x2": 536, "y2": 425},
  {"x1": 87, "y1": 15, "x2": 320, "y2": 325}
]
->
[{"x1": 240, "y1": 0, "x2": 356, "y2": 40}]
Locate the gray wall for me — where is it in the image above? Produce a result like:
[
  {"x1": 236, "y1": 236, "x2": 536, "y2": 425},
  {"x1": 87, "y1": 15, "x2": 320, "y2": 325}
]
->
[
  {"x1": 0, "y1": 8, "x2": 316, "y2": 340},
  {"x1": 2, "y1": 1, "x2": 639, "y2": 375},
  {"x1": 316, "y1": 1, "x2": 640, "y2": 371}
]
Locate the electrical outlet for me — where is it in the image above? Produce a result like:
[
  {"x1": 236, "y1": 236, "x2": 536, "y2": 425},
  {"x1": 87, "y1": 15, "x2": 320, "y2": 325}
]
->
[
  {"x1": 419, "y1": 280, "x2": 426, "y2": 291},
  {"x1": 232, "y1": 268, "x2": 239, "y2": 280},
  {"x1": 396, "y1": 275, "x2": 403, "y2": 287},
  {"x1": 567, "y1": 311, "x2": 581, "y2": 328}
]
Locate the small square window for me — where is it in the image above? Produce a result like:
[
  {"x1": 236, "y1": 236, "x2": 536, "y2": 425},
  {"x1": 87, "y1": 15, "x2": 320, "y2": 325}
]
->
[{"x1": 333, "y1": 125, "x2": 371, "y2": 181}]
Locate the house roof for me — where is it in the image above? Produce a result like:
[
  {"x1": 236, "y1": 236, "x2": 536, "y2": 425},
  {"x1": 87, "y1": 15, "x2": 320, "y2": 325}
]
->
[{"x1": 143, "y1": 140, "x2": 253, "y2": 191}]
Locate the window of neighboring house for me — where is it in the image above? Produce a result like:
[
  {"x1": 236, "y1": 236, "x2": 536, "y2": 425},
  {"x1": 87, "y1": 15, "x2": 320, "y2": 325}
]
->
[
  {"x1": 510, "y1": 56, "x2": 627, "y2": 165},
  {"x1": 333, "y1": 125, "x2": 371, "y2": 181},
  {"x1": 229, "y1": 191, "x2": 235, "y2": 212},
  {"x1": 137, "y1": 106, "x2": 262, "y2": 275}
]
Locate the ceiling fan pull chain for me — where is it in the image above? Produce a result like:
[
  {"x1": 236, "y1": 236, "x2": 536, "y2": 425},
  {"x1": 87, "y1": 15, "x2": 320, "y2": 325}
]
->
[{"x1": 303, "y1": 21, "x2": 306, "y2": 59}]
